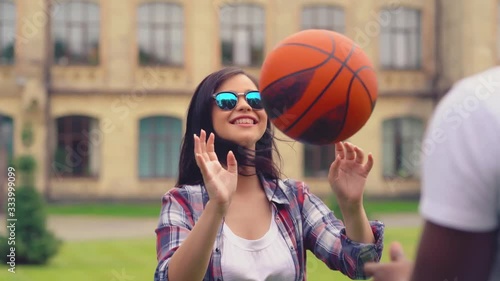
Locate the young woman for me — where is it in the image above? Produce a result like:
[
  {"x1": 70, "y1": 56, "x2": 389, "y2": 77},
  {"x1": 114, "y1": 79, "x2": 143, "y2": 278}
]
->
[{"x1": 154, "y1": 67, "x2": 384, "y2": 281}]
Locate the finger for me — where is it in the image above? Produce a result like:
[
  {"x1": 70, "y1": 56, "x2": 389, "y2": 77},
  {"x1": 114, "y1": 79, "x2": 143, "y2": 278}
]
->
[
  {"x1": 195, "y1": 152, "x2": 208, "y2": 176},
  {"x1": 344, "y1": 142, "x2": 356, "y2": 160},
  {"x1": 207, "y1": 133, "x2": 218, "y2": 161},
  {"x1": 354, "y1": 146, "x2": 365, "y2": 164},
  {"x1": 363, "y1": 262, "x2": 377, "y2": 277},
  {"x1": 390, "y1": 241, "x2": 406, "y2": 262},
  {"x1": 200, "y1": 130, "x2": 210, "y2": 162},
  {"x1": 335, "y1": 142, "x2": 345, "y2": 159},
  {"x1": 328, "y1": 153, "x2": 341, "y2": 180},
  {"x1": 194, "y1": 134, "x2": 204, "y2": 168},
  {"x1": 193, "y1": 134, "x2": 202, "y2": 155},
  {"x1": 226, "y1": 150, "x2": 238, "y2": 174},
  {"x1": 364, "y1": 153, "x2": 374, "y2": 174}
]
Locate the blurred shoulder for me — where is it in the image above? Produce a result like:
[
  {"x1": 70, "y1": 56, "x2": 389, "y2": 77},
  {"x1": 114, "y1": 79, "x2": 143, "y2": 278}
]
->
[
  {"x1": 161, "y1": 183, "x2": 206, "y2": 204},
  {"x1": 279, "y1": 178, "x2": 311, "y2": 195},
  {"x1": 429, "y1": 67, "x2": 500, "y2": 131},
  {"x1": 441, "y1": 67, "x2": 500, "y2": 113}
]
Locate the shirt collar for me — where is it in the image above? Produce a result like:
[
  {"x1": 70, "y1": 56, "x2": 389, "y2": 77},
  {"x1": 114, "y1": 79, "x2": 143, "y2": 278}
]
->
[{"x1": 258, "y1": 174, "x2": 290, "y2": 205}]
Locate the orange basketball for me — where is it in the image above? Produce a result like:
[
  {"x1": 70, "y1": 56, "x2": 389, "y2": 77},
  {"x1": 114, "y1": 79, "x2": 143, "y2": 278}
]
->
[{"x1": 260, "y1": 29, "x2": 378, "y2": 145}]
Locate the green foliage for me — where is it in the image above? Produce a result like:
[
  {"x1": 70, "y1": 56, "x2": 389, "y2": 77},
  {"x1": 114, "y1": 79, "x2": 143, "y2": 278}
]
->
[
  {"x1": 1, "y1": 184, "x2": 62, "y2": 265},
  {"x1": 21, "y1": 123, "x2": 34, "y2": 149},
  {"x1": 14, "y1": 155, "x2": 37, "y2": 174}
]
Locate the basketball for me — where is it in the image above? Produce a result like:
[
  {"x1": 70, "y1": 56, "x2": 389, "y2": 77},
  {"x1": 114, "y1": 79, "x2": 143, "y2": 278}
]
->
[{"x1": 259, "y1": 29, "x2": 378, "y2": 145}]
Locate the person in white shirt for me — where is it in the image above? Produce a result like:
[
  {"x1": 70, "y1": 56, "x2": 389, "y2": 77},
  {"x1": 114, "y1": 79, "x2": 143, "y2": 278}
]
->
[{"x1": 364, "y1": 66, "x2": 500, "y2": 281}]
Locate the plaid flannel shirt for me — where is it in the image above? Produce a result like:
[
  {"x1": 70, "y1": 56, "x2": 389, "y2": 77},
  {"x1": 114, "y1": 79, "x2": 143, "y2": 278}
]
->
[{"x1": 155, "y1": 175, "x2": 384, "y2": 281}]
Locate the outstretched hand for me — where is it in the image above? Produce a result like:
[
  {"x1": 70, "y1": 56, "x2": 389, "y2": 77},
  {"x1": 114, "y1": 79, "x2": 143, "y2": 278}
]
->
[
  {"x1": 328, "y1": 142, "x2": 374, "y2": 209},
  {"x1": 194, "y1": 130, "x2": 238, "y2": 215},
  {"x1": 364, "y1": 242, "x2": 413, "y2": 281}
]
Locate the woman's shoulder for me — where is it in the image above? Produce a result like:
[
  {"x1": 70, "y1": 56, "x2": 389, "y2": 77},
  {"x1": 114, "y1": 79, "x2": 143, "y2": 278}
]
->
[
  {"x1": 264, "y1": 177, "x2": 311, "y2": 201},
  {"x1": 161, "y1": 183, "x2": 207, "y2": 203},
  {"x1": 276, "y1": 178, "x2": 309, "y2": 193}
]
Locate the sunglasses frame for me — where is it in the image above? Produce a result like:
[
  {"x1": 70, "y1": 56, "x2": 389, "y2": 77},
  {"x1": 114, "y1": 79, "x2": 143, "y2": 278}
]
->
[{"x1": 212, "y1": 90, "x2": 264, "y2": 111}]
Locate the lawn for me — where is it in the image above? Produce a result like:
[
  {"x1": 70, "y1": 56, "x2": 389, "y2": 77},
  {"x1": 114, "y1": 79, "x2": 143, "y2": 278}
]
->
[
  {"x1": 46, "y1": 199, "x2": 419, "y2": 218},
  {"x1": 0, "y1": 227, "x2": 421, "y2": 281}
]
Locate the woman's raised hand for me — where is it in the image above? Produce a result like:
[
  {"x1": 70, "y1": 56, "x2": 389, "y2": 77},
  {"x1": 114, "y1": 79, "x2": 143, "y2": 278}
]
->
[
  {"x1": 194, "y1": 130, "x2": 238, "y2": 215},
  {"x1": 328, "y1": 142, "x2": 374, "y2": 210}
]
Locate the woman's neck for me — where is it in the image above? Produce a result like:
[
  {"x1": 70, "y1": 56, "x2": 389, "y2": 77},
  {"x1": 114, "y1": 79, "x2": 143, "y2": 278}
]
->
[{"x1": 236, "y1": 168, "x2": 262, "y2": 196}]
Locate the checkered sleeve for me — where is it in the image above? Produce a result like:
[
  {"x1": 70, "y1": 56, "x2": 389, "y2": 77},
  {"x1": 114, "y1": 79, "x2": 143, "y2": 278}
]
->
[
  {"x1": 299, "y1": 182, "x2": 384, "y2": 280},
  {"x1": 154, "y1": 188, "x2": 194, "y2": 281}
]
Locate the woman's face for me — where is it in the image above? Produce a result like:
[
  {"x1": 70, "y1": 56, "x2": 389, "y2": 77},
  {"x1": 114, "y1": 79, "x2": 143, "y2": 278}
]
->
[{"x1": 211, "y1": 74, "x2": 268, "y2": 150}]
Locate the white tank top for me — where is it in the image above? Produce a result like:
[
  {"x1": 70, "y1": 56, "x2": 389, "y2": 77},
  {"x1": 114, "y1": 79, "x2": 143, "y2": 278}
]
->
[{"x1": 221, "y1": 212, "x2": 296, "y2": 281}]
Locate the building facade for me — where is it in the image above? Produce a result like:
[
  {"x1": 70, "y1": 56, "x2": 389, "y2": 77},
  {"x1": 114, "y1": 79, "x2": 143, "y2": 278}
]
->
[{"x1": 0, "y1": 0, "x2": 498, "y2": 201}]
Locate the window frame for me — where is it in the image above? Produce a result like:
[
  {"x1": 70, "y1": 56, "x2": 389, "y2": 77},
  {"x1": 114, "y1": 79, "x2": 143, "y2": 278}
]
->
[
  {"x1": 137, "y1": 2, "x2": 184, "y2": 66},
  {"x1": 0, "y1": 114, "x2": 14, "y2": 165},
  {"x1": 379, "y1": 7, "x2": 422, "y2": 70},
  {"x1": 382, "y1": 116, "x2": 424, "y2": 179},
  {"x1": 220, "y1": 3, "x2": 265, "y2": 67},
  {"x1": 303, "y1": 143, "x2": 337, "y2": 178},
  {"x1": 138, "y1": 116, "x2": 182, "y2": 179},
  {"x1": 53, "y1": 115, "x2": 99, "y2": 178},
  {"x1": 301, "y1": 4, "x2": 346, "y2": 34},
  {"x1": 52, "y1": 1, "x2": 101, "y2": 66},
  {"x1": 0, "y1": 0, "x2": 16, "y2": 65}
]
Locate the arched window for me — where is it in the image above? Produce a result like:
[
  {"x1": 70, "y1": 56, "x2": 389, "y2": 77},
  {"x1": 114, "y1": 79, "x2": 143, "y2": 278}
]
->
[
  {"x1": 303, "y1": 144, "x2": 336, "y2": 178},
  {"x1": 220, "y1": 4, "x2": 265, "y2": 66},
  {"x1": 0, "y1": 0, "x2": 15, "y2": 64},
  {"x1": 0, "y1": 114, "x2": 14, "y2": 164},
  {"x1": 382, "y1": 116, "x2": 424, "y2": 178},
  {"x1": 138, "y1": 116, "x2": 182, "y2": 178},
  {"x1": 53, "y1": 115, "x2": 100, "y2": 177},
  {"x1": 53, "y1": 1, "x2": 100, "y2": 65},
  {"x1": 137, "y1": 2, "x2": 184, "y2": 65},
  {"x1": 302, "y1": 5, "x2": 345, "y2": 33}
]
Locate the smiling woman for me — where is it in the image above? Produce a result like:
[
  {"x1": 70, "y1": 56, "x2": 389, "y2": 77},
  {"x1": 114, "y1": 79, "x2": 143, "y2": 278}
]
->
[{"x1": 154, "y1": 67, "x2": 385, "y2": 281}]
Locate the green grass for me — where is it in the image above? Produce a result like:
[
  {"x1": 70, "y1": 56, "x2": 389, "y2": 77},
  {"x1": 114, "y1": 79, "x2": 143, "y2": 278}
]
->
[
  {"x1": 0, "y1": 227, "x2": 421, "y2": 281},
  {"x1": 364, "y1": 200, "x2": 419, "y2": 216},
  {"x1": 46, "y1": 199, "x2": 419, "y2": 218},
  {"x1": 308, "y1": 227, "x2": 422, "y2": 280},
  {"x1": 46, "y1": 203, "x2": 161, "y2": 217}
]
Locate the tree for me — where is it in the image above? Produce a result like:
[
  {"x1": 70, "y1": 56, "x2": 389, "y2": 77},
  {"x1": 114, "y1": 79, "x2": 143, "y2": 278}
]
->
[{"x1": 0, "y1": 123, "x2": 61, "y2": 264}]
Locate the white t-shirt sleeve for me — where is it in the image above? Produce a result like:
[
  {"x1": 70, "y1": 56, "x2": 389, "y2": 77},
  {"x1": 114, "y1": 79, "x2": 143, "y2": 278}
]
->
[{"x1": 419, "y1": 80, "x2": 500, "y2": 232}]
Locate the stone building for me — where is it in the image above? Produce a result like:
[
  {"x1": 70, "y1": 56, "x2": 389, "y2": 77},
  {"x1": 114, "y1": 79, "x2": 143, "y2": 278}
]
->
[{"x1": 0, "y1": 0, "x2": 498, "y2": 201}]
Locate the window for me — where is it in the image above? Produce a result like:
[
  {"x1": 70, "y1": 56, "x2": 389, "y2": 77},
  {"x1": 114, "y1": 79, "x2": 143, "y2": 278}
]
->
[
  {"x1": 138, "y1": 116, "x2": 182, "y2": 178},
  {"x1": 220, "y1": 4, "x2": 265, "y2": 66},
  {"x1": 137, "y1": 2, "x2": 184, "y2": 65},
  {"x1": 382, "y1": 117, "x2": 424, "y2": 178},
  {"x1": 53, "y1": 1, "x2": 100, "y2": 65},
  {"x1": 0, "y1": 0, "x2": 15, "y2": 65},
  {"x1": 53, "y1": 116, "x2": 99, "y2": 177},
  {"x1": 0, "y1": 115, "x2": 14, "y2": 165},
  {"x1": 304, "y1": 144, "x2": 336, "y2": 177},
  {"x1": 302, "y1": 5, "x2": 345, "y2": 33},
  {"x1": 380, "y1": 7, "x2": 421, "y2": 69}
]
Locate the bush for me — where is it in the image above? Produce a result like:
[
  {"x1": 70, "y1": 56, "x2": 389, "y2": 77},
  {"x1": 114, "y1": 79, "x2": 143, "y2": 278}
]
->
[{"x1": 1, "y1": 184, "x2": 62, "y2": 264}]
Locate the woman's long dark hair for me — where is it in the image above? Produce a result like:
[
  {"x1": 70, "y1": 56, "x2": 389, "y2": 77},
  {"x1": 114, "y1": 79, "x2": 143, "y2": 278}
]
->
[{"x1": 176, "y1": 67, "x2": 282, "y2": 186}]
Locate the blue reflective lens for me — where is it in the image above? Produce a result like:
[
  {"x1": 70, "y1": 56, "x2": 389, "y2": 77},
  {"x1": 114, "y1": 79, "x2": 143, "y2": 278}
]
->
[
  {"x1": 246, "y1": 91, "x2": 263, "y2": 109},
  {"x1": 215, "y1": 92, "x2": 238, "y2": 110},
  {"x1": 213, "y1": 91, "x2": 264, "y2": 110}
]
